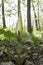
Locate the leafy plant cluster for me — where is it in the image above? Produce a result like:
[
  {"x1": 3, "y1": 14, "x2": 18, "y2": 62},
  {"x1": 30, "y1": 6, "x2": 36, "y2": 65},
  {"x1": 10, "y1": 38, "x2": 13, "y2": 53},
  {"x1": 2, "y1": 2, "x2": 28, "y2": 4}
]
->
[{"x1": 0, "y1": 28, "x2": 43, "y2": 65}]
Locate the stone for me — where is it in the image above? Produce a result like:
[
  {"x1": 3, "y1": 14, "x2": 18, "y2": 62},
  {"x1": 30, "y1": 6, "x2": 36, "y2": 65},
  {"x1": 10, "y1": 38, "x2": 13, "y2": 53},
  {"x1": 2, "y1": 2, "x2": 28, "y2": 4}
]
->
[{"x1": 0, "y1": 61, "x2": 15, "y2": 65}]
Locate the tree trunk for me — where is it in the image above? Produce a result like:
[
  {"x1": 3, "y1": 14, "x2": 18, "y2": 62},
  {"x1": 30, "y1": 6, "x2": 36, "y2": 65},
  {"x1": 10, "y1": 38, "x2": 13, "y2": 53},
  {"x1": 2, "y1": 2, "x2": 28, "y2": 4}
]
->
[
  {"x1": 27, "y1": 0, "x2": 32, "y2": 33},
  {"x1": 18, "y1": 0, "x2": 20, "y2": 17},
  {"x1": 2, "y1": 0, "x2": 6, "y2": 28},
  {"x1": 38, "y1": 0, "x2": 40, "y2": 30},
  {"x1": 32, "y1": 1, "x2": 39, "y2": 30}
]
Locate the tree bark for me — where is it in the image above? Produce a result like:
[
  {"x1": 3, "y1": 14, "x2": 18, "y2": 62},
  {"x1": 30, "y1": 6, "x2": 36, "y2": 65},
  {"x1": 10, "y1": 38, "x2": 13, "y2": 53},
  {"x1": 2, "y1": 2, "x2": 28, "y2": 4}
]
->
[
  {"x1": 27, "y1": 0, "x2": 32, "y2": 33},
  {"x1": 2, "y1": 0, "x2": 6, "y2": 28},
  {"x1": 18, "y1": 0, "x2": 20, "y2": 17}
]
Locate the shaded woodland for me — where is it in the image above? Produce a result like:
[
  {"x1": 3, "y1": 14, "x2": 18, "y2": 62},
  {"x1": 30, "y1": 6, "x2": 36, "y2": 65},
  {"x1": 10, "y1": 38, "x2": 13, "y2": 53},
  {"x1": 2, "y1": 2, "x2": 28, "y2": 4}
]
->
[{"x1": 0, "y1": 0, "x2": 43, "y2": 65}]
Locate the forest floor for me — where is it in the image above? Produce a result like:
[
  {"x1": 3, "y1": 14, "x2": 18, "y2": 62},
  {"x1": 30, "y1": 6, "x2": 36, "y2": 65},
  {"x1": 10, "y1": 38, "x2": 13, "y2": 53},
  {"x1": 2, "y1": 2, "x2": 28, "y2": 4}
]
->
[{"x1": 0, "y1": 28, "x2": 43, "y2": 65}]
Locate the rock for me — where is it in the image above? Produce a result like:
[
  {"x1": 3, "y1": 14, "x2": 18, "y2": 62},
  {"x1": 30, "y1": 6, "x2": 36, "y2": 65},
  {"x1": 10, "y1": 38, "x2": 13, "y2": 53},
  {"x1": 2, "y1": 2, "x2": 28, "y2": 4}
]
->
[
  {"x1": 24, "y1": 59, "x2": 34, "y2": 65},
  {"x1": 0, "y1": 61, "x2": 15, "y2": 65},
  {"x1": 40, "y1": 58, "x2": 43, "y2": 65}
]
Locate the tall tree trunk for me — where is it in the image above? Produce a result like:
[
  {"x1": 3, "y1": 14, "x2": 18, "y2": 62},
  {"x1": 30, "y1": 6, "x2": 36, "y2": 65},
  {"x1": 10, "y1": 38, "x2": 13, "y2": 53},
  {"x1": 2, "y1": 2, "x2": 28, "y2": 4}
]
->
[
  {"x1": 18, "y1": 0, "x2": 20, "y2": 17},
  {"x1": 38, "y1": 0, "x2": 40, "y2": 30},
  {"x1": 32, "y1": 1, "x2": 38, "y2": 30},
  {"x1": 27, "y1": 0, "x2": 32, "y2": 33},
  {"x1": 2, "y1": 0, "x2": 6, "y2": 28}
]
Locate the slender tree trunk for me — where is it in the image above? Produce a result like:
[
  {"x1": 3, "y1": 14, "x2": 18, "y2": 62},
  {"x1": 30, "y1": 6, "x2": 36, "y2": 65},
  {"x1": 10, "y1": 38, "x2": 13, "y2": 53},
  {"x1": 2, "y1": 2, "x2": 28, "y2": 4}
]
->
[
  {"x1": 38, "y1": 0, "x2": 40, "y2": 30},
  {"x1": 27, "y1": 0, "x2": 32, "y2": 33},
  {"x1": 18, "y1": 0, "x2": 20, "y2": 17},
  {"x1": 2, "y1": 0, "x2": 6, "y2": 28},
  {"x1": 32, "y1": 2, "x2": 38, "y2": 30}
]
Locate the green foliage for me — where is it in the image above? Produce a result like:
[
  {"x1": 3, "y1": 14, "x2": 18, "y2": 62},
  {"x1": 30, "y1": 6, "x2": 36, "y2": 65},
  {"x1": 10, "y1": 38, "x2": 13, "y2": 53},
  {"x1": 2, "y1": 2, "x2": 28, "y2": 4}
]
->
[
  {"x1": 31, "y1": 34, "x2": 41, "y2": 47},
  {"x1": 0, "y1": 28, "x2": 41, "y2": 46},
  {"x1": 0, "y1": 28, "x2": 17, "y2": 41},
  {"x1": 4, "y1": 0, "x2": 6, "y2": 3},
  {"x1": 17, "y1": 42, "x2": 22, "y2": 54},
  {"x1": 21, "y1": 32, "x2": 30, "y2": 41},
  {"x1": 0, "y1": 28, "x2": 43, "y2": 65}
]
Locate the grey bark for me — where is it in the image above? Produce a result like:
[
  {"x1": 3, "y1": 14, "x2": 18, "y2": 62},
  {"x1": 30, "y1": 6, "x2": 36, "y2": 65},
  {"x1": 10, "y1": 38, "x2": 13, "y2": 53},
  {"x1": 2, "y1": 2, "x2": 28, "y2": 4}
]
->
[
  {"x1": 2, "y1": 0, "x2": 6, "y2": 28},
  {"x1": 27, "y1": 0, "x2": 32, "y2": 33}
]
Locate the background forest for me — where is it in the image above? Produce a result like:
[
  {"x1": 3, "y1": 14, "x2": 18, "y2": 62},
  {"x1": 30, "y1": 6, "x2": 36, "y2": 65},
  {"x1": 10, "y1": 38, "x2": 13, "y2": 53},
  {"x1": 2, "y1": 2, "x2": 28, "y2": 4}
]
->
[{"x1": 0, "y1": 0, "x2": 43, "y2": 65}]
